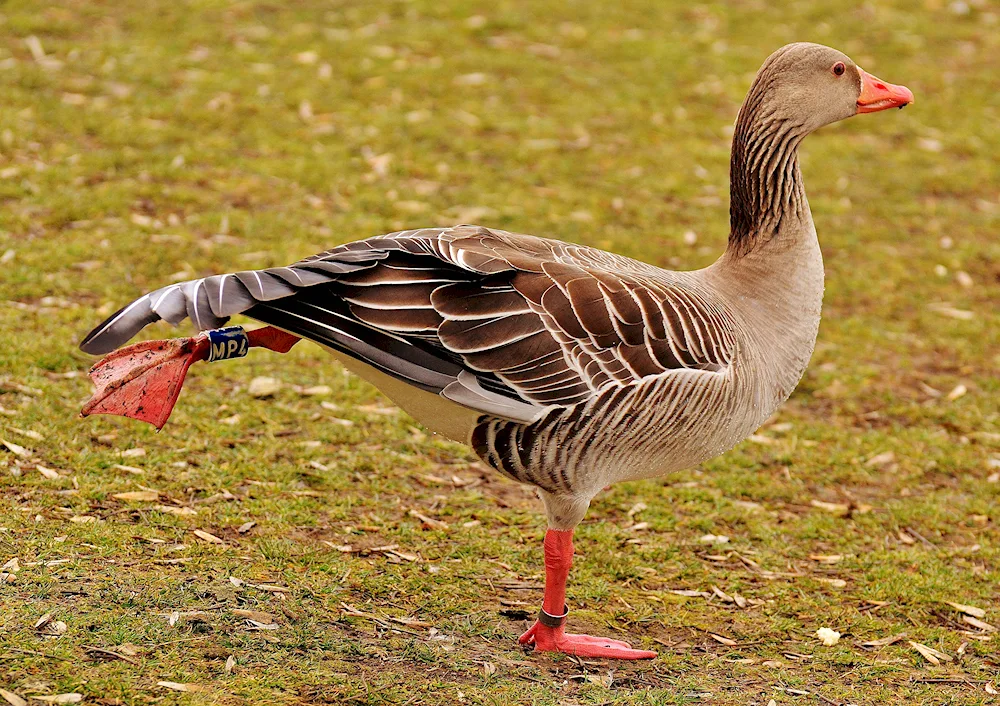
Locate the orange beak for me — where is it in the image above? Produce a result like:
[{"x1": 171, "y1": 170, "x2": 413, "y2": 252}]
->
[{"x1": 857, "y1": 68, "x2": 914, "y2": 113}]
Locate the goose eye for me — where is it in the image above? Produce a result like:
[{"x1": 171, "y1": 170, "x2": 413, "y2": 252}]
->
[{"x1": 832, "y1": 62, "x2": 846, "y2": 77}]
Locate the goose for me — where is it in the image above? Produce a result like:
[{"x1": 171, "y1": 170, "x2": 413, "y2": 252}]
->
[{"x1": 79, "y1": 43, "x2": 912, "y2": 660}]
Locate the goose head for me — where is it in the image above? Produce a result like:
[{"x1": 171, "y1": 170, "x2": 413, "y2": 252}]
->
[
  {"x1": 746, "y1": 42, "x2": 914, "y2": 134},
  {"x1": 728, "y1": 43, "x2": 913, "y2": 253}
]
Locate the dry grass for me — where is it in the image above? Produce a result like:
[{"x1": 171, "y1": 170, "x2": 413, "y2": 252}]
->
[{"x1": 1, "y1": 0, "x2": 998, "y2": 704}]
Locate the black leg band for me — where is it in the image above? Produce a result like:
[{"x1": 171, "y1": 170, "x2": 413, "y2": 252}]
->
[{"x1": 537, "y1": 604, "x2": 569, "y2": 628}]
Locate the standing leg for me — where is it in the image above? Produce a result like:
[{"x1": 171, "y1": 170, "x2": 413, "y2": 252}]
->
[{"x1": 518, "y1": 528, "x2": 656, "y2": 659}]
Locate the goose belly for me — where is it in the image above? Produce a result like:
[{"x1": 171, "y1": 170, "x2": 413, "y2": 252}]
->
[
  {"x1": 319, "y1": 350, "x2": 775, "y2": 495},
  {"x1": 319, "y1": 346, "x2": 482, "y2": 444}
]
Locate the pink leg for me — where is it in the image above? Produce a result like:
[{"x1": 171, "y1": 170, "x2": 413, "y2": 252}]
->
[{"x1": 518, "y1": 529, "x2": 656, "y2": 659}]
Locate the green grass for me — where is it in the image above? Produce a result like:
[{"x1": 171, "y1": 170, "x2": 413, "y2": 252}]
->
[{"x1": 1, "y1": 0, "x2": 998, "y2": 704}]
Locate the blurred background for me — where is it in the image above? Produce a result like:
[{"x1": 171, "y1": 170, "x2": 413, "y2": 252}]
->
[
  {"x1": 0, "y1": 1, "x2": 997, "y2": 704},
  {"x1": 0, "y1": 1, "x2": 997, "y2": 349}
]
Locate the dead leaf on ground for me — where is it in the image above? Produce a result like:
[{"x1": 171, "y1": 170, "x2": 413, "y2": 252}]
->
[
  {"x1": 84, "y1": 644, "x2": 140, "y2": 664},
  {"x1": 357, "y1": 403, "x2": 399, "y2": 416},
  {"x1": 35, "y1": 465, "x2": 60, "y2": 479},
  {"x1": 816, "y1": 577, "x2": 847, "y2": 588},
  {"x1": 340, "y1": 602, "x2": 431, "y2": 628},
  {"x1": 710, "y1": 585, "x2": 734, "y2": 603},
  {"x1": 113, "y1": 490, "x2": 159, "y2": 502},
  {"x1": 192, "y1": 529, "x2": 225, "y2": 545},
  {"x1": 157, "y1": 681, "x2": 202, "y2": 692},
  {"x1": 944, "y1": 601, "x2": 986, "y2": 619},
  {"x1": 927, "y1": 303, "x2": 974, "y2": 320},
  {"x1": 154, "y1": 505, "x2": 196, "y2": 516},
  {"x1": 669, "y1": 589, "x2": 712, "y2": 598},
  {"x1": 947, "y1": 384, "x2": 968, "y2": 401},
  {"x1": 810, "y1": 499, "x2": 849, "y2": 515},
  {"x1": 865, "y1": 451, "x2": 896, "y2": 468},
  {"x1": 408, "y1": 509, "x2": 448, "y2": 530},
  {"x1": 809, "y1": 554, "x2": 844, "y2": 564},
  {"x1": 709, "y1": 633, "x2": 737, "y2": 646},
  {"x1": 962, "y1": 616, "x2": 996, "y2": 632},
  {"x1": 34, "y1": 614, "x2": 66, "y2": 637},
  {"x1": 387, "y1": 548, "x2": 419, "y2": 562},
  {"x1": 909, "y1": 641, "x2": 952, "y2": 665},
  {"x1": 699, "y1": 534, "x2": 729, "y2": 544},
  {"x1": 327, "y1": 542, "x2": 398, "y2": 556},
  {"x1": 627, "y1": 502, "x2": 647, "y2": 518},
  {"x1": 860, "y1": 600, "x2": 891, "y2": 611},
  {"x1": 300, "y1": 385, "x2": 331, "y2": 396},
  {"x1": 0, "y1": 688, "x2": 27, "y2": 706},
  {"x1": 8, "y1": 427, "x2": 44, "y2": 441},
  {"x1": 29, "y1": 696, "x2": 82, "y2": 704},
  {"x1": 570, "y1": 672, "x2": 613, "y2": 687},
  {"x1": 859, "y1": 633, "x2": 907, "y2": 648},
  {"x1": 248, "y1": 376, "x2": 282, "y2": 397},
  {"x1": 1, "y1": 439, "x2": 29, "y2": 457},
  {"x1": 229, "y1": 577, "x2": 289, "y2": 593},
  {"x1": 0, "y1": 380, "x2": 41, "y2": 396}
]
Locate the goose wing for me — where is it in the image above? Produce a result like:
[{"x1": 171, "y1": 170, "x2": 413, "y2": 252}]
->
[{"x1": 80, "y1": 225, "x2": 736, "y2": 421}]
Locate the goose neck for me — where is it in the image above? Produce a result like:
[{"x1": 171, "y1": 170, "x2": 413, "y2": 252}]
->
[{"x1": 727, "y1": 99, "x2": 809, "y2": 257}]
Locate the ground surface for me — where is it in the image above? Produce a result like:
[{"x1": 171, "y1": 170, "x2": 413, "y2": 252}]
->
[{"x1": 1, "y1": 0, "x2": 999, "y2": 704}]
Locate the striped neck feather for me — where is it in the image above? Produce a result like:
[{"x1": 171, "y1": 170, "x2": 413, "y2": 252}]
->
[{"x1": 727, "y1": 85, "x2": 809, "y2": 257}]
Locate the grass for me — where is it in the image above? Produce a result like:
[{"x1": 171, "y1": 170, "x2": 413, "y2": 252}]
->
[{"x1": 1, "y1": 0, "x2": 998, "y2": 703}]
